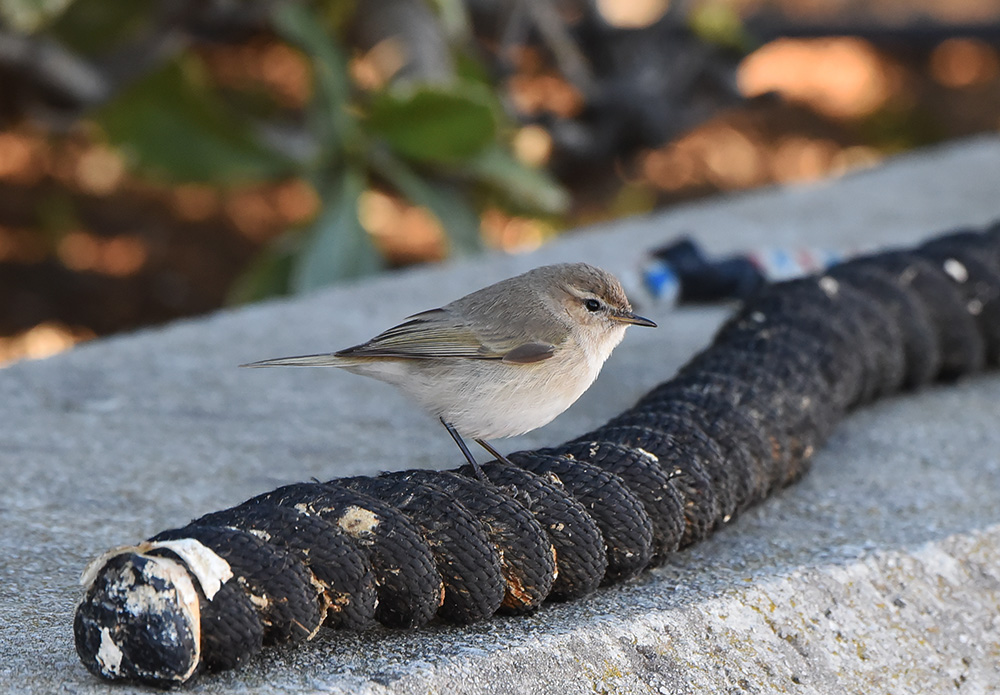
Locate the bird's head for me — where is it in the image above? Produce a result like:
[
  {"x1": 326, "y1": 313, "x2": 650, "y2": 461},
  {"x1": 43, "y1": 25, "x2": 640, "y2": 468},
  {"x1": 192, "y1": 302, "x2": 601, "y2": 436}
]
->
[{"x1": 547, "y1": 263, "x2": 656, "y2": 352}]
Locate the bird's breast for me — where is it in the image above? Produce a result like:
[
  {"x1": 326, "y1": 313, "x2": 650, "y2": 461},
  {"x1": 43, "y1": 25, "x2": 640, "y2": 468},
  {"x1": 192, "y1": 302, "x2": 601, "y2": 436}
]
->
[{"x1": 429, "y1": 344, "x2": 607, "y2": 440}]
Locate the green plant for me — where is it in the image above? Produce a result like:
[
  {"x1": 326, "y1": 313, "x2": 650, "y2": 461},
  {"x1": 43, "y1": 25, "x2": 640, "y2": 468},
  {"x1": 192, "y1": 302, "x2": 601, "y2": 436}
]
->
[{"x1": 9, "y1": 0, "x2": 569, "y2": 301}]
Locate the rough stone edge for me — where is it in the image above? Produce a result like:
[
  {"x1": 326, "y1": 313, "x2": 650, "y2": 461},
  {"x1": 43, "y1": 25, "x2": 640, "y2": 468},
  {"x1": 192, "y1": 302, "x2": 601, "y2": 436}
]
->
[{"x1": 368, "y1": 523, "x2": 1000, "y2": 695}]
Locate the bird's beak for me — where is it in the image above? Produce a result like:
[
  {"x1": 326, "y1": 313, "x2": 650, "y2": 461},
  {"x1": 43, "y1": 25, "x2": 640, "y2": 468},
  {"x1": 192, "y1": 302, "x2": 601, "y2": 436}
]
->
[{"x1": 613, "y1": 311, "x2": 657, "y2": 328}]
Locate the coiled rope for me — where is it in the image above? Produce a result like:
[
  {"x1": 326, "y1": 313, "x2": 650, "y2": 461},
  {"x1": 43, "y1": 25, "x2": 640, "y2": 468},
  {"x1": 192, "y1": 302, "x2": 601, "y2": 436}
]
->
[{"x1": 74, "y1": 222, "x2": 1000, "y2": 686}]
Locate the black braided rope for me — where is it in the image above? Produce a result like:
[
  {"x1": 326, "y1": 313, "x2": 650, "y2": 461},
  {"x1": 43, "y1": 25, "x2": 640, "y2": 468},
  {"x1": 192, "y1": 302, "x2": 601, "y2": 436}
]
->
[{"x1": 74, "y1": 222, "x2": 1000, "y2": 686}]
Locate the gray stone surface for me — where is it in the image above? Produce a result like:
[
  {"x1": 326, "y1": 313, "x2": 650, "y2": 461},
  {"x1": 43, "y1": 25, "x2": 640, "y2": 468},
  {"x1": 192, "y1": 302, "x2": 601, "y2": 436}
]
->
[{"x1": 2, "y1": 136, "x2": 1000, "y2": 694}]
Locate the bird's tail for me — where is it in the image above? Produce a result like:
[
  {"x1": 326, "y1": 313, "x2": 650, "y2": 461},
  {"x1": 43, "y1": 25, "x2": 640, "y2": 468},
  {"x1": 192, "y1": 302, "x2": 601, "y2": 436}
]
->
[{"x1": 240, "y1": 353, "x2": 348, "y2": 368}]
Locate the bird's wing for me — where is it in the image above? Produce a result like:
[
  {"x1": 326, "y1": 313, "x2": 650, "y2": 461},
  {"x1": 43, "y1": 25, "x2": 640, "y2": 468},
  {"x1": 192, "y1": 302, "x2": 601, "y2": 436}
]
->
[{"x1": 335, "y1": 308, "x2": 556, "y2": 362}]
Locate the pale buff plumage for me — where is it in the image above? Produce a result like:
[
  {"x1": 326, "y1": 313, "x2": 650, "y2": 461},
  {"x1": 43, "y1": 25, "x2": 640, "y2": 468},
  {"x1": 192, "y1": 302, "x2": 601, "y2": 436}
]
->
[{"x1": 244, "y1": 263, "x2": 655, "y2": 467}]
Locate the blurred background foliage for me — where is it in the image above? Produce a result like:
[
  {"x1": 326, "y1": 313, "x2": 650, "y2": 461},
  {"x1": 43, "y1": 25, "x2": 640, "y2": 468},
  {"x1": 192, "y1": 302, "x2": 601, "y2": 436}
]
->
[{"x1": 1, "y1": 0, "x2": 999, "y2": 364}]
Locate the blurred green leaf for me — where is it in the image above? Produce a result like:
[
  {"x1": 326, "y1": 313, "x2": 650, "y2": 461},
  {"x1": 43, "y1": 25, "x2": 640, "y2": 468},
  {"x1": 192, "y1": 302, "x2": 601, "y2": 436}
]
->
[
  {"x1": 317, "y1": 0, "x2": 359, "y2": 34},
  {"x1": 373, "y1": 150, "x2": 482, "y2": 254},
  {"x1": 227, "y1": 237, "x2": 298, "y2": 305},
  {"x1": 427, "y1": 0, "x2": 472, "y2": 42},
  {"x1": 291, "y1": 168, "x2": 381, "y2": 291},
  {"x1": 454, "y1": 52, "x2": 493, "y2": 86},
  {"x1": 49, "y1": 0, "x2": 151, "y2": 54},
  {"x1": 688, "y1": 3, "x2": 754, "y2": 53},
  {"x1": 1, "y1": 0, "x2": 75, "y2": 33},
  {"x1": 96, "y1": 58, "x2": 292, "y2": 184},
  {"x1": 367, "y1": 81, "x2": 497, "y2": 164},
  {"x1": 272, "y1": 2, "x2": 355, "y2": 153},
  {"x1": 465, "y1": 146, "x2": 569, "y2": 216},
  {"x1": 35, "y1": 190, "x2": 79, "y2": 250}
]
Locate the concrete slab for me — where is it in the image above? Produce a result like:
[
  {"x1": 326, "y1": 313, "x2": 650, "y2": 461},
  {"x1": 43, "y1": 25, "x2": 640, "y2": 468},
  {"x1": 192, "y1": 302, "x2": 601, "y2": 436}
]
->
[{"x1": 2, "y1": 136, "x2": 999, "y2": 693}]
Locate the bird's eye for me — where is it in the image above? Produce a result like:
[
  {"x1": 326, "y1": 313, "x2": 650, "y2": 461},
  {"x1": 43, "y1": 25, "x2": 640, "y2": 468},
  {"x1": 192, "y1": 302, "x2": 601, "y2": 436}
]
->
[{"x1": 584, "y1": 298, "x2": 602, "y2": 312}]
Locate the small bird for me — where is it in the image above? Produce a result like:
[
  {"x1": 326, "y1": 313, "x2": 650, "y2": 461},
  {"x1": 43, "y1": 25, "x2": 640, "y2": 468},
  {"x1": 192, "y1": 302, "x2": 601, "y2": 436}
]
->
[{"x1": 243, "y1": 263, "x2": 655, "y2": 476}]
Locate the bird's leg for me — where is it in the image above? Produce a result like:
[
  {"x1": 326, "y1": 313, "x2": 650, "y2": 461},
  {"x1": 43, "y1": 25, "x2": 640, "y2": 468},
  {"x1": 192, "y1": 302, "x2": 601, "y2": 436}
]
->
[
  {"x1": 474, "y1": 438, "x2": 515, "y2": 467},
  {"x1": 440, "y1": 419, "x2": 487, "y2": 481}
]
